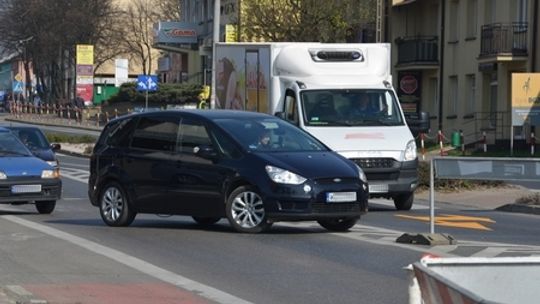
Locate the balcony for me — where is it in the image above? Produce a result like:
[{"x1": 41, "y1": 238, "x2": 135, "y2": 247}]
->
[
  {"x1": 395, "y1": 36, "x2": 438, "y2": 68},
  {"x1": 479, "y1": 23, "x2": 528, "y2": 58}
]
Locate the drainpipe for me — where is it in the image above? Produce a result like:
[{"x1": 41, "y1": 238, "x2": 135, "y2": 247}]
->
[
  {"x1": 438, "y1": 0, "x2": 446, "y2": 131},
  {"x1": 532, "y1": 0, "x2": 538, "y2": 71}
]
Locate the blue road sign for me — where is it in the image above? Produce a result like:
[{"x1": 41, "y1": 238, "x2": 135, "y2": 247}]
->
[
  {"x1": 12, "y1": 81, "x2": 24, "y2": 93},
  {"x1": 137, "y1": 75, "x2": 158, "y2": 92}
]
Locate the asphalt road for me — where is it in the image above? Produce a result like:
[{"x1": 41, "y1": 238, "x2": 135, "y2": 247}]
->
[{"x1": 1, "y1": 153, "x2": 540, "y2": 303}]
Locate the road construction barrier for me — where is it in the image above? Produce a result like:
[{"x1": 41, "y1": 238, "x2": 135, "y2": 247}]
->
[{"x1": 408, "y1": 256, "x2": 540, "y2": 304}]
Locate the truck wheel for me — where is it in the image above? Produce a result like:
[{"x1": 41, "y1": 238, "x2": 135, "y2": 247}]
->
[
  {"x1": 317, "y1": 217, "x2": 359, "y2": 232},
  {"x1": 99, "y1": 182, "x2": 136, "y2": 227},
  {"x1": 226, "y1": 185, "x2": 271, "y2": 233},
  {"x1": 35, "y1": 200, "x2": 56, "y2": 214},
  {"x1": 394, "y1": 193, "x2": 414, "y2": 211},
  {"x1": 192, "y1": 216, "x2": 221, "y2": 225}
]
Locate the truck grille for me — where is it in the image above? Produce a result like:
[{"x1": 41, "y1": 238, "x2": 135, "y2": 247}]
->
[{"x1": 352, "y1": 158, "x2": 395, "y2": 169}]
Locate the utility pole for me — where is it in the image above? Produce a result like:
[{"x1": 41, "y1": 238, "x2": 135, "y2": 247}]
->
[{"x1": 210, "y1": 0, "x2": 221, "y2": 109}]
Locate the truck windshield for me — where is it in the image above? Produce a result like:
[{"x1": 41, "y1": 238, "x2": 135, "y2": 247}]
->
[{"x1": 301, "y1": 89, "x2": 405, "y2": 127}]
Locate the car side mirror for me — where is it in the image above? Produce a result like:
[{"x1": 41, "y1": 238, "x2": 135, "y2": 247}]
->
[
  {"x1": 275, "y1": 112, "x2": 286, "y2": 120},
  {"x1": 193, "y1": 145, "x2": 218, "y2": 160},
  {"x1": 406, "y1": 111, "x2": 430, "y2": 137},
  {"x1": 50, "y1": 143, "x2": 61, "y2": 152}
]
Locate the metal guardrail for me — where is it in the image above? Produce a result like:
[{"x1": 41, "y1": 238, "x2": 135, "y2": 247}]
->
[{"x1": 428, "y1": 156, "x2": 539, "y2": 233}]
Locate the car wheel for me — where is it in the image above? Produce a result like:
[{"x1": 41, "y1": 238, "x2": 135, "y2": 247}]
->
[
  {"x1": 35, "y1": 200, "x2": 56, "y2": 214},
  {"x1": 394, "y1": 193, "x2": 414, "y2": 211},
  {"x1": 317, "y1": 217, "x2": 359, "y2": 232},
  {"x1": 192, "y1": 216, "x2": 221, "y2": 225},
  {"x1": 226, "y1": 185, "x2": 271, "y2": 233},
  {"x1": 99, "y1": 182, "x2": 136, "y2": 227}
]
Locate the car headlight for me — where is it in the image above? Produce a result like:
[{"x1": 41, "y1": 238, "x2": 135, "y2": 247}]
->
[
  {"x1": 0, "y1": 171, "x2": 6, "y2": 180},
  {"x1": 41, "y1": 169, "x2": 60, "y2": 179},
  {"x1": 46, "y1": 160, "x2": 59, "y2": 167},
  {"x1": 404, "y1": 140, "x2": 417, "y2": 161},
  {"x1": 265, "y1": 165, "x2": 307, "y2": 185},
  {"x1": 355, "y1": 165, "x2": 368, "y2": 183}
]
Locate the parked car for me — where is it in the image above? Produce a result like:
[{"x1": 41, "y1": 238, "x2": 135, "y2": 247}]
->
[
  {"x1": 89, "y1": 110, "x2": 369, "y2": 233},
  {"x1": 0, "y1": 127, "x2": 62, "y2": 213},
  {"x1": 6, "y1": 126, "x2": 61, "y2": 168}
]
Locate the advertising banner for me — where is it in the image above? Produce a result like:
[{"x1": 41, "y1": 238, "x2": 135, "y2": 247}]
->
[
  {"x1": 76, "y1": 45, "x2": 94, "y2": 65},
  {"x1": 153, "y1": 22, "x2": 198, "y2": 44},
  {"x1": 511, "y1": 73, "x2": 540, "y2": 126},
  {"x1": 76, "y1": 44, "x2": 94, "y2": 105}
]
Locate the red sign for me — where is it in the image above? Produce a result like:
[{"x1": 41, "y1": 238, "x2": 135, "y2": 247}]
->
[
  {"x1": 164, "y1": 29, "x2": 196, "y2": 37},
  {"x1": 76, "y1": 84, "x2": 94, "y2": 105},
  {"x1": 400, "y1": 75, "x2": 418, "y2": 94}
]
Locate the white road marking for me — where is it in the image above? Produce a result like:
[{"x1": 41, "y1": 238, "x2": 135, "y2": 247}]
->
[{"x1": 1, "y1": 215, "x2": 252, "y2": 304}]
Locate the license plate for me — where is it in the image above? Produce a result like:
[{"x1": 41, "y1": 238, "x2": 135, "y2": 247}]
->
[
  {"x1": 369, "y1": 184, "x2": 388, "y2": 193},
  {"x1": 326, "y1": 192, "x2": 357, "y2": 203},
  {"x1": 11, "y1": 185, "x2": 42, "y2": 194}
]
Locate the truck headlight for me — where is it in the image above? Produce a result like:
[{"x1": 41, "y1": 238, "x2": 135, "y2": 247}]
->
[
  {"x1": 0, "y1": 171, "x2": 6, "y2": 180},
  {"x1": 265, "y1": 165, "x2": 307, "y2": 185},
  {"x1": 41, "y1": 169, "x2": 60, "y2": 179},
  {"x1": 404, "y1": 140, "x2": 417, "y2": 161},
  {"x1": 355, "y1": 165, "x2": 368, "y2": 183}
]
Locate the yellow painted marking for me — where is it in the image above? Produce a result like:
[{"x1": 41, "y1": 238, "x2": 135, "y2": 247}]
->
[{"x1": 395, "y1": 214, "x2": 495, "y2": 231}]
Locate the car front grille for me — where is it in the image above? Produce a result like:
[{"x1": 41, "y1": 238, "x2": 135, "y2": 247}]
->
[
  {"x1": 352, "y1": 158, "x2": 396, "y2": 169},
  {"x1": 311, "y1": 202, "x2": 361, "y2": 213}
]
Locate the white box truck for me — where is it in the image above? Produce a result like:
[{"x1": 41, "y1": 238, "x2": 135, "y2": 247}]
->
[{"x1": 214, "y1": 42, "x2": 429, "y2": 210}]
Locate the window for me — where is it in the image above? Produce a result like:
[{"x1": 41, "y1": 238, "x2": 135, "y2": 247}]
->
[
  {"x1": 449, "y1": 0, "x2": 459, "y2": 42},
  {"x1": 178, "y1": 118, "x2": 212, "y2": 154},
  {"x1": 485, "y1": 0, "x2": 496, "y2": 24},
  {"x1": 466, "y1": 0, "x2": 477, "y2": 38},
  {"x1": 131, "y1": 116, "x2": 180, "y2": 151},
  {"x1": 210, "y1": 127, "x2": 242, "y2": 159},
  {"x1": 284, "y1": 90, "x2": 298, "y2": 125},
  {"x1": 465, "y1": 74, "x2": 476, "y2": 115},
  {"x1": 448, "y1": 76, "x2": 458, "y2": 116},
  {"x1": 107, "y1": 118, "x2": 137, "y2": 147}
]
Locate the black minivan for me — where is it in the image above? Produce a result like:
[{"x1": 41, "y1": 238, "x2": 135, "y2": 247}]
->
[{"x1": 88, "y1": 110, "x2": 368, "y2": 233}]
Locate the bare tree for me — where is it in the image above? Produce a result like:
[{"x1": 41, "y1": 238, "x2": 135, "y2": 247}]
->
[
  {"x1": 0, "y1": 0, "x2": 117, "y2": 102},
  {"x1": 120, "y1": 0, "x2": 161, "y2": 75},
  {"x1": 240, "y1": 0, "x2": 376, "y2": 42},
  {"x1": 156, "y1": 0, "x2": 181, "y2": 21}
]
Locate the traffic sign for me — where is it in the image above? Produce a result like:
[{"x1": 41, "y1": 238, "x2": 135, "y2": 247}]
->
[
  {"x1": 137, "y1": 75, "x2": 158, "y2": 92},
  {"x1": 14, "y1": 73, "x2": 22, "y2": 82},
  {"x1": 12, "y1": 81, "x2": 23, "y2": 93}
]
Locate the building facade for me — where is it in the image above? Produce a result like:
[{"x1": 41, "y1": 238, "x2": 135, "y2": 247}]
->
[{"x1": 390, "y1": 0, "x2": 540, "y2": 146}]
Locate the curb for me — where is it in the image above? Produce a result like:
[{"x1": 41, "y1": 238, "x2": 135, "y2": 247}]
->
[
  {"x1": 58, "y1": 149, "x2": 91, "y2": 159},
  {"x1": 2, "y1": 285, "x2": 47, "y2": 304},
  {"x1": 496, "y1": 203, "x2": 540, "y2": 216}
]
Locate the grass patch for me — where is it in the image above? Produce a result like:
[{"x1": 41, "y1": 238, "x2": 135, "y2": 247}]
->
[
  {"x1": 45, "y1": 132, "x2": 97, "y2": 144},
  {"x1": 515, "y1": 193, "x2": 540, "y2": 206}
]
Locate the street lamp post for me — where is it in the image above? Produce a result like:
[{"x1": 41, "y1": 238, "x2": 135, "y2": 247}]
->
[{"x1": 210, "y1": 0, "x2": 220, "y2": 109}]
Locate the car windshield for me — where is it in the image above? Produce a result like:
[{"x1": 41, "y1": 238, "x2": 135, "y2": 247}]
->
[
  {"x1": 301, "y1": 89, "x2": 405, "y2": 127},
  {"x1": 0, "y1": 132, "x2": 32, "y2": 156},
  {"x1": 9, "y1": 128, "x2": 50, "y2": 150},
  {"x1": 214, "y1": 117, "x2": 328, "y2": 152}
]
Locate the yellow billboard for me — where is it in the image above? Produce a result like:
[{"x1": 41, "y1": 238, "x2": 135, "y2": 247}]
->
[
  {"x1": 76, "y1": 44, "x2": 94, "y2": 65},
  {"x1": 511, "y1": 73, "x2": 540, "y2": 126},
  {"x1": 225, "y1": 24, "x2": 237, "y2": 43}
]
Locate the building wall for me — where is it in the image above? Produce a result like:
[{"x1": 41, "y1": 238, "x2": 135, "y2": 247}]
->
[{"x1": 391, "y1": 0, "x2": 536, "y2": 145}]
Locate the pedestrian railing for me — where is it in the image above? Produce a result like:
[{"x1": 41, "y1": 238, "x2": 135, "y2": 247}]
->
[{"x1": 428, "y1": 156, "x2": 540, "y2": 233}]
